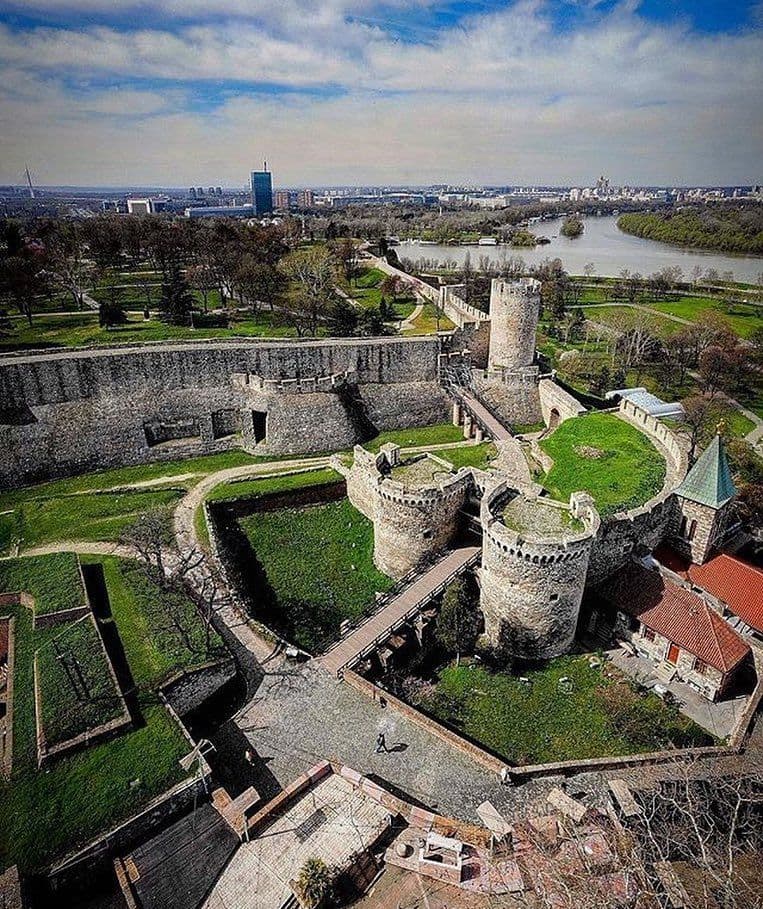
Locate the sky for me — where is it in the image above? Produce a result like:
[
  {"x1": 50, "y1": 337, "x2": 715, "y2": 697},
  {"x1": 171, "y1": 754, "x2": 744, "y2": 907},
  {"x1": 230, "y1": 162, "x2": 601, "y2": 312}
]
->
[{"x1": 0, "y1": 0, "x2": 761, "y2": 187}]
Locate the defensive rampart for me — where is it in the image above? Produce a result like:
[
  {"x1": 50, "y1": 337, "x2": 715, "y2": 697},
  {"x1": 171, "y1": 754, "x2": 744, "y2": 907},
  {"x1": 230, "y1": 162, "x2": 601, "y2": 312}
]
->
[{"x1": 0, "y1": 337, "x2": 448, "y2": 487}]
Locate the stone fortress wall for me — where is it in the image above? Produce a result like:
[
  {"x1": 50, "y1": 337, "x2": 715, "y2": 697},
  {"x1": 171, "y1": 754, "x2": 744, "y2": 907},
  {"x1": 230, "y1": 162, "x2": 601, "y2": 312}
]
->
[
  {"x1": 343, "y1": 443, "x2": 473, "y2": 579},
  {"x1": 0, "y1": 337, "x2": 449, "y2": 487},
  {"x1": 479, "y1": 483, "x2": 600, "y2": 659}
]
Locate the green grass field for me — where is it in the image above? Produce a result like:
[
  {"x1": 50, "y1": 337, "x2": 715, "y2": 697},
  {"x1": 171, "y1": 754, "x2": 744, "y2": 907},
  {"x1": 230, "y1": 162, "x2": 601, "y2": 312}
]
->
[
  {"x1": 1, "y1": 310, "x2": 298, "y2": 351},
  {"x1": 365, "y1": 422, "x2": 464, "y2": 451},
  {"x1": 10, "y1": 487, "x2": 184, "y2": 551},
  {"x1": 649, "y1": 296, "x2": 763, "y2": 339},
  {"x1": 36, "y1": 615, "x2": 125, "y2": 748},
  {"x1": 87, "y1": 556, "x2": 223, "y2": 687},
  {"x1": 0, "y1": 551, "x2": 85, "y2": 614},
  {"x1": 582, "y1": 305, "x2": 683, "y2": 338},
  {"x1": 402, "y1": 303, "x2": 456, "y2": 335},
  {"x1": 239, "y1": 499, "x2": 392, "y2": 652},
  {"x1": 422, "y1": 656, "x2": 711, "y2": 765},
  {"x1": 205, "y1": 467, "x2": 340, "y2": 504},
  {"x1": 439, "y1": 442, "x2": 497, "y2": 470},
  {"x1": 0, "y1": 553, "x2": 220, "y2": 872},
  {"x1": 540, "y1": 412, "x2": 666, "y2": 516}
]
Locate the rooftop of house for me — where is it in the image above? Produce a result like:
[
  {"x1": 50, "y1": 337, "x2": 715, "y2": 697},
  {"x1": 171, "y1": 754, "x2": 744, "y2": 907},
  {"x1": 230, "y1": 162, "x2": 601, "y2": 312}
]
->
[
  {"x1": 599, "y1": 563, "x2": 750, "y2": 674},
  {"x1": 688, "y1": 554, "x2": 763, "y2": 635},
  {"x1": 674, "y1": 434, "x2": 737, "y2": 509}
]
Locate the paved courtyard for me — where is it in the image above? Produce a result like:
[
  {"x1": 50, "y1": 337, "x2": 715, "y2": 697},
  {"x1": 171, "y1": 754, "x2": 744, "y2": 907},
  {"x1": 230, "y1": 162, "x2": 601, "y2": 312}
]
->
[
  {"x1": 234, "y1": 661, "x2": 511, "y2": 821},
  {"x1": 608, "y1": 647, "x2": 749, "y2": 739}
]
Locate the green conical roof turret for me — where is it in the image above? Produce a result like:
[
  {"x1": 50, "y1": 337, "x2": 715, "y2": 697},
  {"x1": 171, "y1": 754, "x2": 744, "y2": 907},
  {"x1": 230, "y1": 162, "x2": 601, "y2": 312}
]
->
[{"x1": 675, "y1": 434, "x2": 736, "y2": 509}]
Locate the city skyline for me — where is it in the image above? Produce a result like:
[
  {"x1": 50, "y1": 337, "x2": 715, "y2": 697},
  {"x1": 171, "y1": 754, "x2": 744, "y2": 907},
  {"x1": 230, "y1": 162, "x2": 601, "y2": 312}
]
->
[{"x1": 0, "y1": 1, "x2": 762, "y2": 186}]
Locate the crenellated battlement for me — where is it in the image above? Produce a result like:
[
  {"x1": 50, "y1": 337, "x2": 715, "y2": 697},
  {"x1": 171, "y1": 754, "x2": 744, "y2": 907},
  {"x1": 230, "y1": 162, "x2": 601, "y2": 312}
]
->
[{"x1": 479, "y1": 479, "x2": 599, "y2": 660}]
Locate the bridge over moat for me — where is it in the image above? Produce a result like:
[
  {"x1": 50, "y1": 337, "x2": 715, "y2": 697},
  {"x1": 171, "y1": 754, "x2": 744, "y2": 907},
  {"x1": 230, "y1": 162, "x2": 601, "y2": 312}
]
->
[{"x1": 317, "y1": 545, "x2": 481, "y2": 677}]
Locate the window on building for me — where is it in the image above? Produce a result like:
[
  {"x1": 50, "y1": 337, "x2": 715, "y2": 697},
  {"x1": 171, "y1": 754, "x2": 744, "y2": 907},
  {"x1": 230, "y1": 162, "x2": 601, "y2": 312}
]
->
[
  {"x1": 694, "y1": 657, "x2": 709, "y2": 676},
  {"x1": 642, "y1": 625, "x2": 656, "y2": 642},
  {"x1": 679, "y1": 516, "x2": 688, "y2": 537},
  {"x1": 688, "y1": 519, "x2": 697, "y2": 541}
]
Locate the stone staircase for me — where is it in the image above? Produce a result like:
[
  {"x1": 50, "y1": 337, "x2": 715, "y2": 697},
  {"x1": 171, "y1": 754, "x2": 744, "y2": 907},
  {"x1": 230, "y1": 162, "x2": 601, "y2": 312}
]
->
[{"x1": 654, "y1": 661, "x2": 677, "y2": 685}]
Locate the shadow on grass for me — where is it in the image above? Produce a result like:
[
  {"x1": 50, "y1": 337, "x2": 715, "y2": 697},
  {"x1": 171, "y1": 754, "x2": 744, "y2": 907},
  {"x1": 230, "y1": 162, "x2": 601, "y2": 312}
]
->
[{"x1": 82, "y1": 561, "x2": 143, "y2": 726}]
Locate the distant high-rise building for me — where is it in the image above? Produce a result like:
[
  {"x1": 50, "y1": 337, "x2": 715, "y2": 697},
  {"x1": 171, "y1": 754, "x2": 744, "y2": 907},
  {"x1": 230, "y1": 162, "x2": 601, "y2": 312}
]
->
[
  {"x1": 297, "y1": 189, "x2": 314, "y2": 209},
  {"x1": 197, "y1": 187, "x2": 204, "y2": 196},
  {"x1": 274, "y1": 190, "x2": 291, "y2": 210},
  {"x1": 189, "y1": 187, "x2": 197, "y2": 199},
  {"x1": 215, "y1": 187, "x2": 223, "y2": 195},
  {"x1": 250, "y1": 163, "x2": 273, "y2": 215}
]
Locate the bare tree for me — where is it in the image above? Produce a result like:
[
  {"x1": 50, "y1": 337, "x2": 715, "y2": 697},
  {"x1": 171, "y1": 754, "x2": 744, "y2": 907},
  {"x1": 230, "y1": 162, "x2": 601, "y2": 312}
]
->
[{"x1": 633, "y1": 768, "x2": 763, "y2": 909}]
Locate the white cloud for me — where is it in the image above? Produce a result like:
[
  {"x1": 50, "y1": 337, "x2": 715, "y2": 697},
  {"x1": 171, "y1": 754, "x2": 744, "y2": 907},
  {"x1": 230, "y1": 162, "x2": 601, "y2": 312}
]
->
[{"x1": 0, "y1": 0, "x2": 761, "y2": 185}]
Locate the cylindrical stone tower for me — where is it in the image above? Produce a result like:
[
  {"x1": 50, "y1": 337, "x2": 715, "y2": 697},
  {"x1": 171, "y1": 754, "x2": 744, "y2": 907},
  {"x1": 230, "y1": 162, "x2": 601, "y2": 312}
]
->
[
  {"x1": 479, "y1": 484, "x2": 600, "y2": 660},
  {"x1": 487, "y1": 277, "x2": 541, "y2": 373}
]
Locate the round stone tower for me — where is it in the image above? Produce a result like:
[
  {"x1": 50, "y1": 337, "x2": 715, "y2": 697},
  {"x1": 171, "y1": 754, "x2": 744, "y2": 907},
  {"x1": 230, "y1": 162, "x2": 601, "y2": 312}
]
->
[
  {"x1": 356, "y1": 445, "x2": 472, "y2": 579},
  {"x1": 479, "y1": 483, "x2": 600, "y2": 660},
  {"x1": 487, "y1": 277, "x2": 541, "y2": 374}
]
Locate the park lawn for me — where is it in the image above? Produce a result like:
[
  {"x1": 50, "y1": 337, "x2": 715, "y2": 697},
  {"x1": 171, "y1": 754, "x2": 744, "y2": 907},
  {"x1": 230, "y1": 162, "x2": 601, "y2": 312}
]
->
[
  {"x1": 650, "y1": 296, "x2": 763, "y2": 340},
  {"x1": 366, "y1": 422, "x2": 465, "y2": 451},
  {"x1": 239, "y1": 498, "x2": 393, "y2": 652},
  {"x1": 392, "y1": 300, "x2": 417, "y2": 319},
  {"x1": 1, "y1": 310, "x2": 297, "y2": 351},
  {"x1": 582, "y1": 305, "x2": 683, "y2": 339},
  {"x1": 10, "y1": 486, "x2": 185, "y2": 551},
  {"x1": 355, "y1": 267, "x2": 387, "y2": 289},
  {"x1": 540, "y1": 412, "x2": 666, "y2": 516},
  {"x1": 402, "y1": 303, "x2": 456, "y2": 335},
  {"x1": 422, "y1": 656, "x2": 711, "y2": 765},
  {"x1": 0, "y1": 552, "x2": 217, "y2": 873}
]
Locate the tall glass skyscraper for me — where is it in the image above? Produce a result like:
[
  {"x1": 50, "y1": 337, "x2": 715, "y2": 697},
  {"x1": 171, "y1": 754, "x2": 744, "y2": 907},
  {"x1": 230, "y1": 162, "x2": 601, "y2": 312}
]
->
[{"x1": 250, "y1": 165, "x2": 273, "y2": 215}]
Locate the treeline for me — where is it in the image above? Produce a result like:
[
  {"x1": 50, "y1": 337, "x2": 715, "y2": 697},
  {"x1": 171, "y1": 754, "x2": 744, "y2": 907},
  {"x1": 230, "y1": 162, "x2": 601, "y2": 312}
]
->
[
  {"x1": 618, "y1": 204, "x2": 763, "y2": 255},
  {"x1": 0, "y1": 215, "x2": 391, "y2": 338}
]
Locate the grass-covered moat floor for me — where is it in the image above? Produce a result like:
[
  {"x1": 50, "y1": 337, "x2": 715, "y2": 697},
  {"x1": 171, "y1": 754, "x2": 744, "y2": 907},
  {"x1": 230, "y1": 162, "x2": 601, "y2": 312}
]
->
[
  {"x1": 406, "y1": 654, "x2": 712, "y2": 765},
  {"x1": 238, "y1": 498, "x2": 393, "y2": 653}
]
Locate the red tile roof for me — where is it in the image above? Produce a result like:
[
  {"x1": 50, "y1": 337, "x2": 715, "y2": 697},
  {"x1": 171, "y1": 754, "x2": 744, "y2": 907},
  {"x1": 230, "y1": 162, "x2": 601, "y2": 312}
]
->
[
  {"x1": 688, "y1": 554, "x2": 763, "y2": 635},
  {"x1": 599, "y1": 563, "x2": 750, "y2": 674}
]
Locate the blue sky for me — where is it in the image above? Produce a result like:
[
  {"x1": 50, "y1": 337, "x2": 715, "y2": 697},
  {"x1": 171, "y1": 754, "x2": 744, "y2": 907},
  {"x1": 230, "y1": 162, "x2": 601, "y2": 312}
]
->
[{"x1": 0, "y1": 0, "x2": 761, "y2": 186}]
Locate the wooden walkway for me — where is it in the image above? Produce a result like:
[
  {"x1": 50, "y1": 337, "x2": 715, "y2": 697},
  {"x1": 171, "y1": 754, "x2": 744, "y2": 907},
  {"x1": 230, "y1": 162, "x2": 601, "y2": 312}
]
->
[
  {"x1": 318, "y1": 545, "x2": 481, "y2": 676},
  {"x1": 459, "y1": 391, "x2": 512, "y2": 441}
]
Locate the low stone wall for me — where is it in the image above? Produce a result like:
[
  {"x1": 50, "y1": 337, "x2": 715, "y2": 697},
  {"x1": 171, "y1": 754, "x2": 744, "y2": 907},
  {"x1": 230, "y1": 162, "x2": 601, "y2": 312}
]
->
[
  {"x1": 343, "y1": 669, "x2": 507, "y2": 776},
  {"x1": 538, "y1": 377, "x2": 587, "y2": 427},
  {"x1": 438, "y1": 285, "x2": 491, "y2": 329}
]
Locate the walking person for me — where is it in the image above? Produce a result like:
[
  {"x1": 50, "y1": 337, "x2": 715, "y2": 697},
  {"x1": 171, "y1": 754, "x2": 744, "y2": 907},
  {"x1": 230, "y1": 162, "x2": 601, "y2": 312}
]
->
[{"x1": 375, "y1": 732, "x2": 387, "y2": 754}]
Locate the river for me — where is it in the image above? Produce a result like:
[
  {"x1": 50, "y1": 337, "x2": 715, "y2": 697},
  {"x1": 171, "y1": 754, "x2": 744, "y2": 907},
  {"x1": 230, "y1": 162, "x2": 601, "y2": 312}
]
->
[{"x1": 395, "y1": 216, "x2": 763, "y2": 283}]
